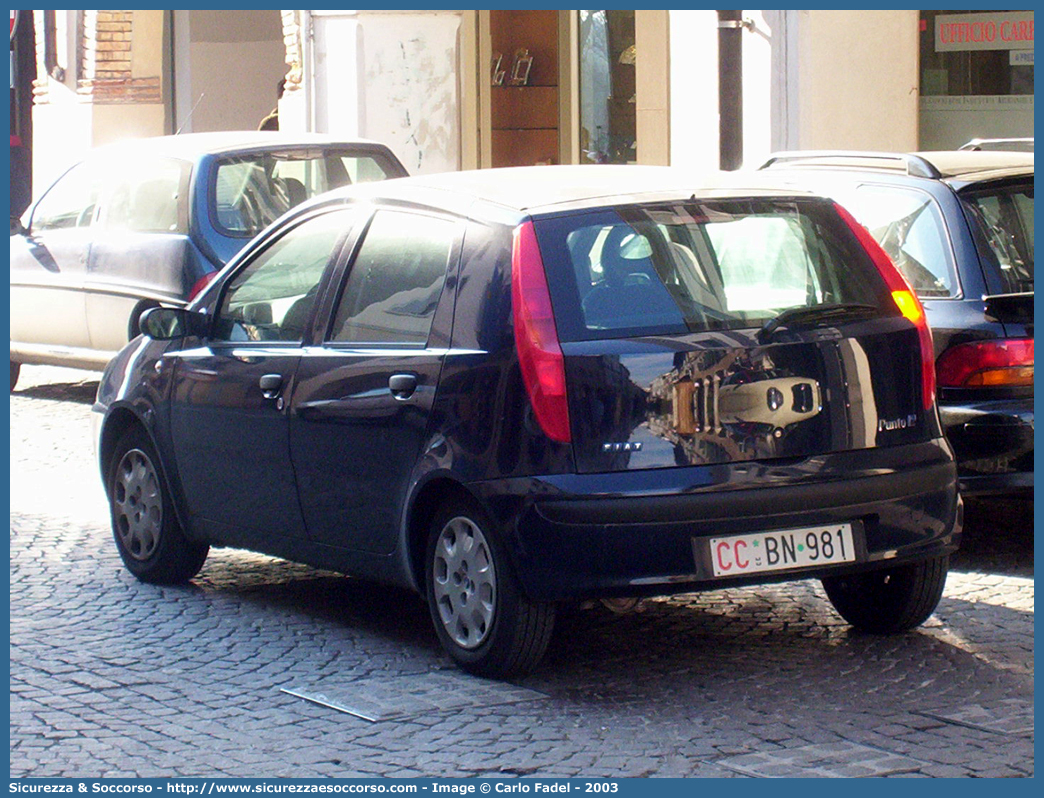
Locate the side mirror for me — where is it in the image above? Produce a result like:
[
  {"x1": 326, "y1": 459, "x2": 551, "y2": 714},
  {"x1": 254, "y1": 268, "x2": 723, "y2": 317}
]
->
[
  {"x1": 10, "y1": 216, "x2": 27, "y2": 236},
  {"x1": 140, "y1": 306, "x2": 210, "y2": 340}
]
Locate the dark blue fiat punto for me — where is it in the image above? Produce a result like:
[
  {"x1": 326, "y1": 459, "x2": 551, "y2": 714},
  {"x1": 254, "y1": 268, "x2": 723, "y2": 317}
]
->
[{"x1": 93, "y1": 166, "x2": 963, "y2": 677}]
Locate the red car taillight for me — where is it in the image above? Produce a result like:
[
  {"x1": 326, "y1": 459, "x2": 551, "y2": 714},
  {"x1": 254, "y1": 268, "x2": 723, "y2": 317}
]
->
[
  {"x1": 511, "y1": 220, "x2": 571, "y2": 443},
  {"x1": 187, "y1": 270, "x2": 219, "y2": 302},
  {"x1": 834, "y1": 202, "x2": 936, "y2": 410},
  {"x1": 936, "y1": 338, "x2": 1034, "y2": 388}
]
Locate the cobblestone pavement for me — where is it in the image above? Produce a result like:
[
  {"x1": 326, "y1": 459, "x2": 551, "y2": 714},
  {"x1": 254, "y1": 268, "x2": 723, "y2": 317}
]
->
[{"x1": 10, "y1": 366, "x2": 1034, "y2": 779}]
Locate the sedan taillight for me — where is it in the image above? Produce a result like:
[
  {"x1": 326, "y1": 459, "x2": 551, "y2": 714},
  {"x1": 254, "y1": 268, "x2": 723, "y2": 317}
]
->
[{"x1": 936, "y1": 339, "x2": 1034, "y2": 388}]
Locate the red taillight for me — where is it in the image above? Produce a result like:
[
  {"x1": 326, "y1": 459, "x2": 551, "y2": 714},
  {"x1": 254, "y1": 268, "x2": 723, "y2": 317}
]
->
[
  {"x1": 936, "y1": 339, "x2": 1034, "y2": 388},
  {"x1": 511, "y1": 220, "x2": 571, "y2": 443},
  {"x1": 834, "y1": 202, "x2": 936, "y2": 410},
  {"x1": 187, "y1": 270, "x2": 219, "y2": 302}
]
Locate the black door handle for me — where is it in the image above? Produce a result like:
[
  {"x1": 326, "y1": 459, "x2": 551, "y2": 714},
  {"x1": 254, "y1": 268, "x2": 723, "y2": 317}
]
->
[
  {"x1": 389, "y1": 373, "x2": 418, "y2": 400},
  {"x1": 259, "y1": 373, "x2": 284, "y2": 400}
]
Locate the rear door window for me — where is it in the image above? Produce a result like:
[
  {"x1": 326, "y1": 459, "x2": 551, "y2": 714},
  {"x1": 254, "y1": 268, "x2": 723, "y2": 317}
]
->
[
  {"x1": 327, "y1": 210, "x2": 459, "y2": 346},
  {"x1": 535, "y1": 199, "x2": 890, "y2": 342}
]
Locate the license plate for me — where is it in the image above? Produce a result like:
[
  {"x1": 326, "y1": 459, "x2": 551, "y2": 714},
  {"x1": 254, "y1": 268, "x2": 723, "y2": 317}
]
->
[{"x1": 708, "y1": 523, "x2": 856, "y2": 577}]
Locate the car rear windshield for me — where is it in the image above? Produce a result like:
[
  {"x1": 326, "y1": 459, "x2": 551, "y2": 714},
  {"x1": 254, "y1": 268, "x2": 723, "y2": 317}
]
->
[
  {"x1": 534, "y1": 198, "x2": 892, "y2": 342},
  {"x1": 213, "y1": 149, "x2": 398, "y2": 237},
  {"x1": 961, "y1": 181, "x2": 1034, "y2": 294}
]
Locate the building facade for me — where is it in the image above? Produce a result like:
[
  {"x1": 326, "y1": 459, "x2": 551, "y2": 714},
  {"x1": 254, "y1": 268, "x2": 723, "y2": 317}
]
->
[{"x1": 15, "y1": 9, "x2": 1034, "y2": 192}]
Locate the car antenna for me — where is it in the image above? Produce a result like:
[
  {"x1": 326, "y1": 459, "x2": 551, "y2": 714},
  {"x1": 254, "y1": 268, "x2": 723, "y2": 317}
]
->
[{"x1": 175, "y1": 93, "x2": 205, "y2": 135}]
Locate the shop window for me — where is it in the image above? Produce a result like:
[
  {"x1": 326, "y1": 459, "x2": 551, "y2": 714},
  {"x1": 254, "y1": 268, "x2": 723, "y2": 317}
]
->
[
  {"x1": 489, "y1": 10, "x2": 561, "y2": 168},
  {"x1": 919, "y1": 10, "x2": 1034, "y2": 148},
  {"x1": 579, "y1": 10, "x2": 636, "y2": 164},
  {"x1": 921, "y1": 10, "x2": 1034, "y2": 96}
]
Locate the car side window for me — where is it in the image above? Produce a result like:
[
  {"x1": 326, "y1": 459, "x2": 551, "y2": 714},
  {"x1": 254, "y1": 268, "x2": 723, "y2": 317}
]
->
[
  {"x1": 961, "y1": 185, "x2": 1034, "y2": 294},
  {"x1": 212, "y1": 211, "x2": 350, "y2": 344},
  {"x1": 327, "y1": 210, "x2": 458, "y2": 346},
  {"x1": 31, "y1": 163, "x2": 105, "y2": 232},
  {"x1": 98, "y1": 157, "x2": 189, "y2": 234},
  {"x1": 840, "y1": 186, "x2": 958, "y2": 298}
]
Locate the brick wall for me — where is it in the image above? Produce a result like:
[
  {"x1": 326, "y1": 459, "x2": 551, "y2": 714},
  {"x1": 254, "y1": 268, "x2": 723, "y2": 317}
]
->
[
  {"x1": 83, "y1": 10, "x2": 161, "y2": 105},
  {"x1": 89, "y1": 9, "x2": 131, "y2": 80},
  {"x1": 281, "y1": 9, "x2": 303, "y2": 92},
  {"x1": 32, "y1": 10, "x2": 162, "y2": 106}
]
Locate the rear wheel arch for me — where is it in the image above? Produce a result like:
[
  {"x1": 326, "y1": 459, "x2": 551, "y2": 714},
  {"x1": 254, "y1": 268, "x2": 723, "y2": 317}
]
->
[
  {"x1": 405, "y1": 477, "x2": 482, "y2": 593},
  {"x1": 422, "y1": 494, "x2": 556, "y2": 677}
]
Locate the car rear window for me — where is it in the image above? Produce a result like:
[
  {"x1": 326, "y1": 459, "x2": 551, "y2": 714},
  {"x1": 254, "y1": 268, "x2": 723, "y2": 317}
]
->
[
  {"x1": 213, "y1": 149, "x2": 398, "y2": 237},
  {"x1": 961, "y1": 182, "x2": 1034, "y2": 294},
  {"x1": 534, "y1": 198, "x2": 891, "y2": 342}
]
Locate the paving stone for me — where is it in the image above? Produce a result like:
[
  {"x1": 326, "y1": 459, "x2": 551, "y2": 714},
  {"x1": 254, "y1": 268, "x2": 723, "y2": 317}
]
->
[
  {"x1": 282, "y1": 671, "x2": 548, "y2": 722},
  {"x1": 8, "y1": 365, "x2": 1036, "y2": 779},
  {"x1": 918, "y1": 698, "x2": 1034, "y2": 736},
  {"x1": 718, "y1": 741, "x2": 927, "y2": 778}
]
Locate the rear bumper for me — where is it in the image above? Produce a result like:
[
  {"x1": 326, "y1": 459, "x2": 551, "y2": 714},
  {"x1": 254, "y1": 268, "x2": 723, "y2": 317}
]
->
[
  {"x1": 470, "y1": 440, "x2": 962, "y2": 601},
  {"x1": 939, "y1": 398, "x2": 1033, "y2": 497}
]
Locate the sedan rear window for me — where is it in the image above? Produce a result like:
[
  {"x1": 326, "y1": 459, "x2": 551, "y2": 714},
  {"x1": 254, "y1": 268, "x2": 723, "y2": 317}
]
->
[
  {"x1": 535, "y1": 199, "x2": 890, "y2": 342},
  {"x1": 213, "y1": 149, "x2": 398, "y2": 237}
]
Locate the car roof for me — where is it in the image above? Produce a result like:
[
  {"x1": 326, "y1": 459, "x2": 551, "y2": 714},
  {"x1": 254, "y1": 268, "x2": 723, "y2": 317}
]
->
[
  {"x1": 317, "y1": 164, "x2": 820, "y2": 217},
  {"x1": 959, "y1": 136, "x2": 1034, "y2": 152},
  {"x1": 85, "y1": 131, "x2": 395, "y2": 161},
  {"x1": 761, "y1": 150, "x2": 1033, "y2": 184},
  {"x1": 917, "y1": 150, "x2": 1034, "y2": 179}
]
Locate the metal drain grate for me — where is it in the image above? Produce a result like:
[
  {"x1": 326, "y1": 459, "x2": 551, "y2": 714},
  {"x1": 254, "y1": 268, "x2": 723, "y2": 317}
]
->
[
  {"x1": 918, "y1": 699, "x2": 1034, "y2": 736},
  {"x1": 718, "y1": 741, "x2": 925, "y2": 778},
  {"x1": 282, "y1": 670, "x2": 549, "y2": 722}
]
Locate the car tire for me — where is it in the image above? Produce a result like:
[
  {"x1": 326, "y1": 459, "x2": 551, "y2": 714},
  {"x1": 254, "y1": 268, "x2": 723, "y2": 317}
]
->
[
  {"x1": 821, "y1": 555, "x2": 948, "y2": 633},
  {"x1": 425, "y1": 500, "x2": 555, "y2": 678},
  {"x1": 10, "y1": 360, "x2": 20, "y2": 392},
  {"x1": 107, "y1": 426, "x2": 209, "y2": 584}
]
